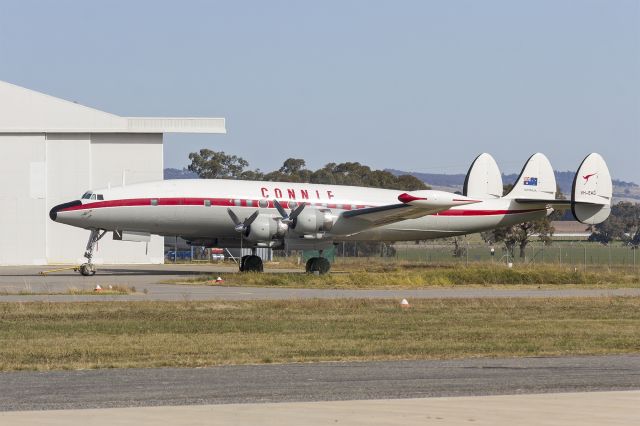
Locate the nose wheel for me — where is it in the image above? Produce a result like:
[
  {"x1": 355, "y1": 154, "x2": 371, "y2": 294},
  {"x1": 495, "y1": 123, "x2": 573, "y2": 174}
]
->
[{"x1": 79, "y1": 263, "x2": 96, "y2": 276}]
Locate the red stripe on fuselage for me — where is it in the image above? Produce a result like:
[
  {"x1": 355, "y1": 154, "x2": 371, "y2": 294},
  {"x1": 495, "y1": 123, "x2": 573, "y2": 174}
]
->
[
  {"x1": 437, "y1": 208, "x2": 544, "y2": 216},
  {"x1": 59, "y1": 198, "x2": 546, "y2": 217}
]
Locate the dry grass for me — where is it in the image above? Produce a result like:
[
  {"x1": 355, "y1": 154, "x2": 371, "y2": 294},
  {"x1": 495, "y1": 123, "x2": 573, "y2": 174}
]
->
[
  {"x1": 178, "y1": 263, "x2": 640, "y2": 289},
  {"x1": 0, "y1": 285, "x2": 137, "y2": 296},
  {"x1": 1, "y1": 298, "x2": 639, "y2": 371}
]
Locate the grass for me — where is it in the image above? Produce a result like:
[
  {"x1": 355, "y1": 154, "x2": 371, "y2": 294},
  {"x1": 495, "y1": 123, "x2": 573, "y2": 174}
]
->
[
  {"x1": 177, "y1": 263, "x2": 640, "y2": 289},
  {"x1": 0, "y1": 285, "x2": 138, "y2": 296},
  {"x1": 1, "y1": 298, "x2": 639, "y2": 371}
]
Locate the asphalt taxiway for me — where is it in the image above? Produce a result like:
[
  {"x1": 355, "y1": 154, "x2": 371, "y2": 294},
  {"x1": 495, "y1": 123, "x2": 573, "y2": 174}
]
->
[
  {"x1": 1, "y1": 264, "x2": 639, "y2": 302},
  {"x1": 1, "y1": 355, "x2": 639, "y2": 411}
]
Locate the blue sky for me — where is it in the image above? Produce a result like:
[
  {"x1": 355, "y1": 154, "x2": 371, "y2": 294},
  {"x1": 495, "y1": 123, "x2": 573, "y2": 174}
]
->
[{"x1": 1, "y1": 1, "x2": 638, "y2": 182}]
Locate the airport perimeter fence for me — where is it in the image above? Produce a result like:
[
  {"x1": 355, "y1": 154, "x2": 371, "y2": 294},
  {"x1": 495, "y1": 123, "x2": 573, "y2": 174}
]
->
[
  {"x1": 368, "y1": 241, "x2": 639, "y2": 269},
  {"x1": 166, "y1": 241, "x2": 638, "y2": 269}
]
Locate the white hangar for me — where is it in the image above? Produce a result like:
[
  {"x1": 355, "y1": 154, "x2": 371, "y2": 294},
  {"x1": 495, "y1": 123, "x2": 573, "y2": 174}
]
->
[{"x1": 0, "y1": 80, "x2": 226, "y2": 265}]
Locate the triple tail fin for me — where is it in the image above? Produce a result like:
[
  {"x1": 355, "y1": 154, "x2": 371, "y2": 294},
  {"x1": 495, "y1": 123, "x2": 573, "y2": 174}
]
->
[
  {"x1": 503, "y1": 153, "x2": 557, "y2": 200},
  {"x1": 571, "y1": 153, "x2": 612, "y2": 224},
  {"x1": 463, "y1": 153, "x2": 503, "y2": 199}
]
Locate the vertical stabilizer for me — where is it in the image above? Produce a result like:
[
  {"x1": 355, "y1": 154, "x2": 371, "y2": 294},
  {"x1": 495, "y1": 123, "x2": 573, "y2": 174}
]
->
[
  {"x1": 463, "y1": 153, "x2": 503, "y2": 199},
  {"x1": 503, "y1": 153, "x2": 556, "y2": 199},
  {"x1": 571, "y1": 153, "x2": 612, "y2": 224}
]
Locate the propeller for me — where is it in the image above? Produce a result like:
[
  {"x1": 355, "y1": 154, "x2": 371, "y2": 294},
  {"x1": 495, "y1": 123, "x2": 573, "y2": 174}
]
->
[
  {"x1": 227, "y1": 208, "x2": 259, "y2": 234},
  {"x1": 273, "y1": 199, "x2": 306, "y2": 226}
]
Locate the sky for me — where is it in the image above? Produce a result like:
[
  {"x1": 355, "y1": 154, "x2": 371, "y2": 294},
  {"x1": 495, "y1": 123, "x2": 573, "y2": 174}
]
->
[{"x1": 1, "y1": 0, "x2": 638, "y2": 182}]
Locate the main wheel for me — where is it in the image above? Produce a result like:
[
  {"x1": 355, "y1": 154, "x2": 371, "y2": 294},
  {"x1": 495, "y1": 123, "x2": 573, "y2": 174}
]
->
[
  {"x1": 305, "y1": 257, "x2": 331, "y2": 274},
  {"x1": 239, "y1": 255, "x2": 250, "y2": 272},
  {"x1": 79, "y1": 263, "x2": 96, "y2": 276},
  {"x1": 242, "y1": 255, "x2": 263, "y2": 272}
]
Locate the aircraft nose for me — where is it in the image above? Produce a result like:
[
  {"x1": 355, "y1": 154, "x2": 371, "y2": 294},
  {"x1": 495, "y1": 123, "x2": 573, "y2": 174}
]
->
[{"x1": 49, "y1": 200, "x2": 82, "y2": 221}]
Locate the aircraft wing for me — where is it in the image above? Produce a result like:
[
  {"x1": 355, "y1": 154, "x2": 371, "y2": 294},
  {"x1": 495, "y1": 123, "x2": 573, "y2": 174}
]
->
[{"x1": 341, "y1": 191, "x2": 481, "y2": 227}]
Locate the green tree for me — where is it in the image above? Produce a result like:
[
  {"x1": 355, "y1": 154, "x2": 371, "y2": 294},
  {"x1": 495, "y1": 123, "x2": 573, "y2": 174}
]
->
[
  {"x1": 482, "y1": 183, "x2": 558, "y2": 259},
  {"x1": 589, "y1": 202, "x2": 640, "y2": 247},
  {"x1": 187, "y1": 149, "x2": 249, "y2": 179}
]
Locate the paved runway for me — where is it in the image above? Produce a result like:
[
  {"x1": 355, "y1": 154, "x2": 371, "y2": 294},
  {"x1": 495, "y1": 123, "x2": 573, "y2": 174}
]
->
[
  {"x1": 1, "y1": 265, "x2": 639, "y2": 302},
  {"x1": 1, "y1": 355, "x2": 639, "y2": 411}
]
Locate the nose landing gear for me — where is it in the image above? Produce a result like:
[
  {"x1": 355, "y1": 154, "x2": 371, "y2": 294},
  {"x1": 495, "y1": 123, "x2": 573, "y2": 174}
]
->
[{"x1": 79, "y1": 229, "x2": 107, "y2": 276}]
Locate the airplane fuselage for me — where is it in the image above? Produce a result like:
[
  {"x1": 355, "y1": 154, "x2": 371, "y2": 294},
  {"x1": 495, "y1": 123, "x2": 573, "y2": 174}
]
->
[{"x1": 51, "y1": 179, "x2": 548, "y2": 248}]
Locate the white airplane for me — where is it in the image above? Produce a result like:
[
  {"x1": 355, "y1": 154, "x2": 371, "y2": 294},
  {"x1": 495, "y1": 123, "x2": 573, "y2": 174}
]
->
[{"x1": 50, "y1": 153, "x2": 612, "y2": 276}]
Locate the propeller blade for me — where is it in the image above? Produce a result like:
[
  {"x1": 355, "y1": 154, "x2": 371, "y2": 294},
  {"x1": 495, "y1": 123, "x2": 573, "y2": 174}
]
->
[
  {"x1": 244, "y1": 210, "x2": 260, "y2": 227},
  {"x1": 289, "y1": 203, "x2": 306, "y2": 220},
  {"x1": 227, "y1": 208, "x2": 241, "y2": 226},
  {"x1": 272, "y1": 199, "x2": 289, "y2": 219}
]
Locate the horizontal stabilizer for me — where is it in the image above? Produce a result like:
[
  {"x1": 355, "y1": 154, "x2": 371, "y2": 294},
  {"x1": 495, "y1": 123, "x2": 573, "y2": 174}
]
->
[
  {"x1": 571, "y1": 153, "x2": 612, "y2": 224},
  {"x1": 463, "y1": 153, "x2": 503, "y2": 199},
  {"x1": 341, "y1": 190, "x2": 480, "y2": 226},
  {"x1": 503, "y1": 153, "x2": 556, "y2": 200}
]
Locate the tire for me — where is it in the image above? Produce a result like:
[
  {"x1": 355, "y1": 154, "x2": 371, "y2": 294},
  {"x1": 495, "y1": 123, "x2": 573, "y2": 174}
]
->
[
  {"x1": 305, "y1": 257, "x2": 317, "y2": 273},
  {"x1": 243, "y1": 255, "x2": 263, "y2": 272},
  {"x1": 306, "y1": 257, "x2": 331, "y2": 274},
  {"x1": 316, "y1": 257, "x2": 331, "y2": 274},
  {"x1": 239, "y1": 255, "x2": 250, "y2": 272},
  {"x1": 79, "y1": 263, "x2": 95, "y2": 276}
]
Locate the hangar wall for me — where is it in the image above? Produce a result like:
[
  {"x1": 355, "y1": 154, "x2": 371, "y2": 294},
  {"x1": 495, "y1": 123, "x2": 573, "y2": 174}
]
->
[
  {"x1": 0, "y1": 79, "x2": 226, "y2": 266},
  {"x1": 0, "y1": 133, "x2": 164, "y2": 265},
  {"x1": 0, "y1": 134, "x2": 47, "y2": 264},
  {"x1": 44, "y1": 133, "x2": 165, "y2": 265}
]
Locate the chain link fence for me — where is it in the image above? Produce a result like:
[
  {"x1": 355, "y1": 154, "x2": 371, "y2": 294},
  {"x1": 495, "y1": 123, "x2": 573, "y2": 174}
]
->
[{"x1": 372, "y1": 241, "x2": 638, "y2": 268}]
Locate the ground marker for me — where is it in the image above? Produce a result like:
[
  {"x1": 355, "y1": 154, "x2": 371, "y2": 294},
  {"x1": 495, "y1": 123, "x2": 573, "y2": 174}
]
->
[
  {"x1": 400, "y1": 298, "x2": 410, "y2": 308},
  {"x1": 94, "y1": 284, "x2": 102, "y2": 292},
  {"x1": 215, "y1": 276, "x2": 224, "y2": 284}
]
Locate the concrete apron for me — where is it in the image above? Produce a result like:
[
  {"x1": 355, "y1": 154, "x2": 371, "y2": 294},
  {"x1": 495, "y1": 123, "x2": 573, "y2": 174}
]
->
[{"x1": 1, "y1": 390, "x2": 639, "y2": 426}]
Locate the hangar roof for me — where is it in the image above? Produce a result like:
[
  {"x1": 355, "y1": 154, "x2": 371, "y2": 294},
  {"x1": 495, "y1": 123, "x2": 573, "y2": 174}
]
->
[{"x1": 0, "y1": 80, "x2": 226, "y2": 134}]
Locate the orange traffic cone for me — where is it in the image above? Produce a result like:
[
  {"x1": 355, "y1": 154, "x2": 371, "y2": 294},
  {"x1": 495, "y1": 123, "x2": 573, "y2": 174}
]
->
[
  {"x1": 94, "y1": 284, "x2": 102, "y2": 292},
  {"x1": 215, "y1": 276, "x2": 224, "y2": 284}
]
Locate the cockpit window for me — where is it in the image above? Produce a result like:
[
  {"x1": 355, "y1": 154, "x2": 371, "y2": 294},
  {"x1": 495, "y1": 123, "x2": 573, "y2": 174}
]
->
[{"x1": 81, "y1": 191, "x2": 103, "y2": 200}]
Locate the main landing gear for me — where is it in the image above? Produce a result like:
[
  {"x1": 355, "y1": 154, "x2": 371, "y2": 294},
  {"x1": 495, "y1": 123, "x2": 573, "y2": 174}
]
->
[
  {"x1": 79, "y1": 229, "x2": 107, "y2": 276},
  {"x1": 305, "y1": 250, "x2": 331, "y2": 274},
  {"x1": 239, "y1": 249, "x2": 263, "y2": 273}
]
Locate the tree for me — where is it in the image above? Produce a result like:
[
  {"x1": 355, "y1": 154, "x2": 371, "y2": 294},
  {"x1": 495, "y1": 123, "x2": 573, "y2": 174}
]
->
[
  {"x1": 589, "y1": 202, "x2": 640, "y2": 247},
  {"x1": 279, "y1": 158, "x2": 307, "y2": 175},
  {"x1": 481, "y1": 183, "x2": 558, "y2": 258},
  {"x1": 187, "y1": 149, "x2": 249, "y2": 179}
]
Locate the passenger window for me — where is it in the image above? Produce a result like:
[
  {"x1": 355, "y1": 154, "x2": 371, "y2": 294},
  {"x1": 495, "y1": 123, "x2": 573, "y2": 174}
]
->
[
  {"x1": 204, "y1": 200, "x2": 211, "y2": 207},
  {"x1": 90, "y1": 194, "x2": 97, "y2": 200},
  {"x1": 151, "y1": 199, "x2": 158, "y2": 206},
  {"x1": 97, "y1": 194, "x2": 104, "y2": 200},
  {"x1": 258, "y1": 199, "x2": 268, "y2": 208}
]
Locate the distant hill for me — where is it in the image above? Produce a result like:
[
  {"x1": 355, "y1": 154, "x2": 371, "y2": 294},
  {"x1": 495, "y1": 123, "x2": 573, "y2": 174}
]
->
[
  {"x1": 164, "y1": 168, "x2": 198, "y2": 179},
  {"x1": 386, "y1": 169, "x2": 640, "y2": 203}
]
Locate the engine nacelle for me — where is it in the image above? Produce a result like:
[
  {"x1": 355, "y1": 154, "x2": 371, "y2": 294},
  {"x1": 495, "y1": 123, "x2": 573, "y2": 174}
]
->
[
  {"x1": 292, "y1": 208, "x2": 334, "y2": 235},
  {"x1": 246, "y1": 214, "x2": 287, "y2": 242}
]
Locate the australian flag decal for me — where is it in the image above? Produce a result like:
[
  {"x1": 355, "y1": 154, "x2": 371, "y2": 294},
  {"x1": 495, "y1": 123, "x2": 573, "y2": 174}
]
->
[{"x1": 523, "y1": 177, "x2": 538, "y2": 186}]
